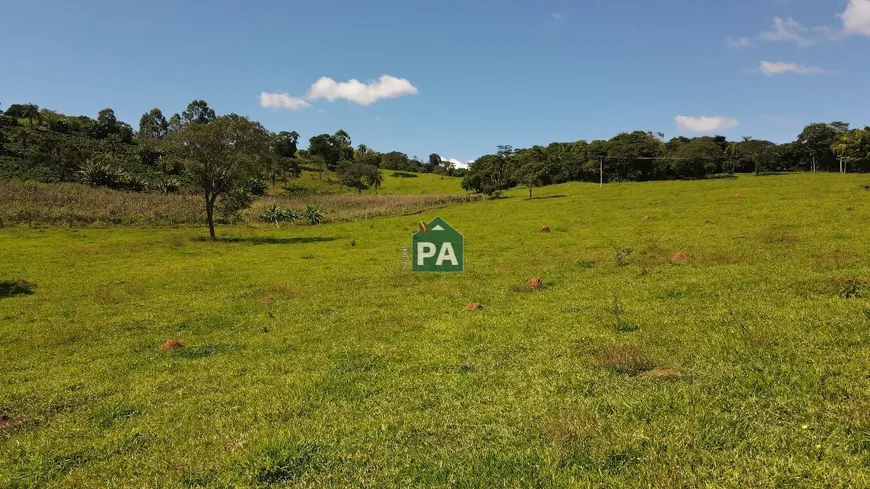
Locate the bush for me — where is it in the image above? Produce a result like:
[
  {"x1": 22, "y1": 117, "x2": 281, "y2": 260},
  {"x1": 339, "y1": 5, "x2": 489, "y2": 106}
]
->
[
  {"x1": 155, "y1": 177, "x2": 182, "y2": 194},
  {"x1": 259, "y1": 205, "x2": 299, "y2": 227},
  {"x1": 0, "y1": 115, "x2": 20, "y2": 128},
  {"x1": 303, "y1": 203, "x2": 324, "y2": 225},
  {"x1": 79, "y1": 158, "x2": 124, "y2": 188},
  {"x1": 244, "y1": 179, "x2": 269, "y2": 197}
]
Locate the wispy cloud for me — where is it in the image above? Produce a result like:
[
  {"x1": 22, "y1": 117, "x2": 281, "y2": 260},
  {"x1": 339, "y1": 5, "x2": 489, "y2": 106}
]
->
[
  {"x1": 307, "y1": 75, "x2": 418, "y2": 106},
  {"x1": 758, "y1": 60, "x2": 829, "y2": 76},
  {"x1": 759, "y1": 17, "x2": 828, "y2": 46},
  {"x1": 675, "y1": 115, "x2": 739, "y2": 133},
  {"x1": 731, "y1": 2, "x2": 870, "y2": 48},
  {"x1": 552, "y1": 12, "x2": 565, "y2": 21},
  {"x1": 726, "y1": 37, "x2": 752, "y2": 49},
  {"x1": 259, "y1": 92, "x2": 311, "y2": 111}
]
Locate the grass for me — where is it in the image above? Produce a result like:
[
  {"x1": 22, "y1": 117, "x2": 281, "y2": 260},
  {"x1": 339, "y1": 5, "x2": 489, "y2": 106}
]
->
[{"x1": 1, "y1": 173, "x2": 870, "y2": 487}]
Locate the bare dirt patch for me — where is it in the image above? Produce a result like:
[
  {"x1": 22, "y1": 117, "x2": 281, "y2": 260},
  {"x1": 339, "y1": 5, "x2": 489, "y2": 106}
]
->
[
  {"x1": 526, "y1": 278, "x2": 543, "y2": 289},
  {"x1": 464, "y1": 303, "x2": 483, "y2": 311},
  {"x1": 0, "y1": 414, "x2": 24, "y2": 430},
  {"x1": 671, "y1": 251, "x2": 692, "y2": 263},
  {"x1": 159, "y1": 339, "x2": 183, "y2": 351},
  {"x1": 540, "y1": 226, "x2": 551, "y2": 233}
]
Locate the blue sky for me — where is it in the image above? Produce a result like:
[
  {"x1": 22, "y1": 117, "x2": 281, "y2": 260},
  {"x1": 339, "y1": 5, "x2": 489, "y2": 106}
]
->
[{"x1": 2, "y1": 0, "x2": 868, "y2": 166}]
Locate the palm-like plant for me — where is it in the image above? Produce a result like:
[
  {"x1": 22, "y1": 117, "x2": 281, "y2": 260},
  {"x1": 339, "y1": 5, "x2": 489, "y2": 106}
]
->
[
  {"x1": 20, "y1": 104, "x2": 40, "y2": 127},
  {"x1": 367, "y1": 170, "x2": 384, "y2": 194},
  {"x1": 303, "y1": 204, "x2": 324, "y2": 225}
]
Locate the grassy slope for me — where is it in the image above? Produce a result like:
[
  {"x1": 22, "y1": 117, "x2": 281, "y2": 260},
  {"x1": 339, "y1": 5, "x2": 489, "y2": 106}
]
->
[
  {"x1": 282, "y1": 170, "x2": 464, "y2": 196},
  {"x1": 1, "y1": 174, "x2": 869, "y2": 488}
]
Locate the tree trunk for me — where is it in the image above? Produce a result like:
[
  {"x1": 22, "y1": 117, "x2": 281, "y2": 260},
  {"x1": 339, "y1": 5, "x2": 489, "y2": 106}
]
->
[
  {"x1": 205, "y1": 193, "x2": 217, "y2": 239},
  {"x1": 528, "y1": 186, "x2": 532, "y2": 199}
]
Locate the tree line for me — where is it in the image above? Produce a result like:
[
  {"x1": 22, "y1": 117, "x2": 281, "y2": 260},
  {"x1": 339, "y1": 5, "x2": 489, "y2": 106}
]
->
[
  {"x1": 0, "y1": 100, "x2": 464, "y2": 238},
  {"x1": 462, "y1": 124, "x2": 870, "y2": 197},
  {"x1": 0, "y1": 101, "x2": 462, "y2": 192}
]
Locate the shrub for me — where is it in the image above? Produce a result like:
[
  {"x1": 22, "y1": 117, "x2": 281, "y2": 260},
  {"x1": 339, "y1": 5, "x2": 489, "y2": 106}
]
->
[
  {"x1": 155, "y1": 177, "x2": 182, "y2": 194},
  {"x1": 79, "y1": 158, "x2": 124, "y2": 188},
  {"x1": 244, "y1": 179, "x2": 269, "y2": 197},
  {"x1": 259, "y1": 205, "x2": 299, "y2": 227},
  {"x1": 0, "y1": 115, "x2": 20, "y2": 128},
  {"x1": 303, "y1": 203, "x2": 324, "y2": 225}
]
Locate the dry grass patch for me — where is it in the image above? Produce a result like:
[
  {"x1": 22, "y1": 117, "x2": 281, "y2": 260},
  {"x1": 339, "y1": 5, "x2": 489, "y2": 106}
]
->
[
  {"x1": 591, "y1": 343, "x2": 657, "y2": 375},
  {"x1": 0, "y1": 181, "x2": 203, "y2": 226},
  {"x1": 249, "y1": 193, "x2": 481, "y2": 224}
]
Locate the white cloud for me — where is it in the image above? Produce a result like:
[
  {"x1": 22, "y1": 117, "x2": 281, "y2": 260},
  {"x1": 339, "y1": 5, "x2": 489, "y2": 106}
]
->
[
  {"x1": 727, "y1": 37, "x2": 752, "y2": 48},
  {"x1": 841, "y1": 0, "x2": 870, "y2": 35},
  {"x1": 441, "y1": 157, "x2": 469, "y2": 169},
  {"x1": 552, "y1": 13, "x2": 565, "y2": 21},
  {"x1": 306, "y1": 75, "x2": 418, "y2": 106},
  {"x1": 758, "y1": 60, "x2": 828, "y2": 76},
  {"x1": 259, "y1": 92, "x2": 311, "y2": 111},
  {"x1": 674, "y1": 115, "x2": 739, "y2": 133},
  {"x1": 760, "y1": 16, "x2": 819, "y2": 46}
]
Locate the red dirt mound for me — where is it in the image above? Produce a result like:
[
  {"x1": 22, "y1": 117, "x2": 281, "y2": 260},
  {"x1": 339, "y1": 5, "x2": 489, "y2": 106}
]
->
[
  {"x1": 261, "y1": 296, "x2": 274, "y2": 303},
  {"x1": 540, "y1": 226, "x2": 551, "y2": 233},
  {"x1": 465, "y1": 303, "x2": 483, "y2": 311},
  {"x1": 642, "y1": 216, "x2": 650, "y2": 221},
  {"x1": 159, "y1": 339, "x2": 183, "y2": 351},
  {"x1": 734, "y1": 194, "x2": 741, "y2": 199},
  {"x1": 0, "y1": 415, "x2": 23, "y2": 429},
  {"x1": 526, "y1": 278, "x2": 544, "y2": 289},
  {"x1": 671, "y1": 252, "x2": 692, "y2": 263}
]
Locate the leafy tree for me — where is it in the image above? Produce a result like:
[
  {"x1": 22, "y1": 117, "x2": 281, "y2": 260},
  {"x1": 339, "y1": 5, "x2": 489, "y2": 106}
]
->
[
  {"x1": 606, "y1": 131, "x2": 662, "y2": 181},
  {"x1": 308, "y1": 133, "x2": 343, "y2": 175},
  {"x1": 274, "y1": 131, "x2": 300, "y2": 158},
  {"x1": 164, "y1": 114, "x2": 271, "y2": 238},
  {"x1": 514, "y1": 156, "x2": 549, "y2": 198},
  {"x1": 139, "y1": 108, "x2": 169, "y2": 139},
  {"x1": 428, "y1": 153, "x2": 442, "y2": 169},
  {"x1": 795, "y1": 122, "x2": 849, "y2": 172},
  {"x1": 181, "y1": 100, "x2": 216, "y2": 125},
  {"x1": 167, "y1": 113, "x2": 183, "y2": 133},
  {"x1": 381, "y1": 151, "x2": 412, "y2": 171},
  {"x1": 337, "y1": 161, "x2": 370, "y2": 194},
  {"x1": 667, "y1": 138, "x2": 722, "y2": 178},
  {"x1": 332, "y1": 130, "x2": 354, "y2": 161}
]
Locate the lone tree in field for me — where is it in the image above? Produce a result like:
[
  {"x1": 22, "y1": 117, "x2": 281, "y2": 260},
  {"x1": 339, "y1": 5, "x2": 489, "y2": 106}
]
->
[{"x1": 165, "y1": 114, "x2": 271, "y2": 239}]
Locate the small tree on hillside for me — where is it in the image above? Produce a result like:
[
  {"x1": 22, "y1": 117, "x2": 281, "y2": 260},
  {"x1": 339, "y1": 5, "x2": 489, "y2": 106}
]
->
[{"x1": 164, "y1": 114, "x2": 271, "y2": 239}]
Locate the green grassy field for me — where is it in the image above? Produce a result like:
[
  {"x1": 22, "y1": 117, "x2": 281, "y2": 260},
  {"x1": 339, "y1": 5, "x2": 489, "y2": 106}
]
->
[{"x1": 1, "y1": 174, "x2": 869, "y2": 488}]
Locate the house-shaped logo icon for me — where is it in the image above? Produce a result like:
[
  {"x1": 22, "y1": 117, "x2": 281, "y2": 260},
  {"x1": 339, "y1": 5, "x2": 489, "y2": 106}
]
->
[{"x1": 412, "y1": 217, "x2": 464, "y2": 272}]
